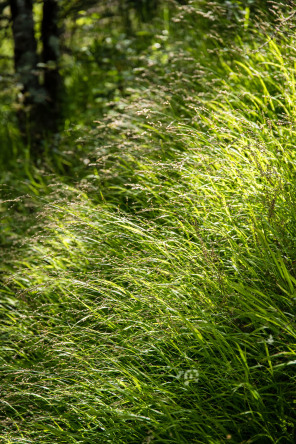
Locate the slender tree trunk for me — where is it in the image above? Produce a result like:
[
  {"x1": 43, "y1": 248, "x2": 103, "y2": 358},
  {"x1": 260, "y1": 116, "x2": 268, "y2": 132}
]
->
[
  {"x1": 9, "y1": 0, "x2": 62, "y2": 152},
  {"x1": 41, "y1": 0, "x2": 61, "y2": 132},
  {"x1": 9, "y1": 0, "x2": 46, "y2": 144}
]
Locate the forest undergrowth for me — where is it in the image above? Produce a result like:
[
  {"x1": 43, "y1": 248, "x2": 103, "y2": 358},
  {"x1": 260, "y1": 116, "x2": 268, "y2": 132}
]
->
[{"x1": 1, "y1": 2, "x2": 296, "y2": 443}]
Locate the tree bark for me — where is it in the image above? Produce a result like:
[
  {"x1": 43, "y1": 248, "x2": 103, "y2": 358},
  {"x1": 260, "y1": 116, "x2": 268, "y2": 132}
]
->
[
  {"x1": 9, "y1": 0, "x2": 46, "y2": 143},
  {"x1": 41, "y1": 0, "x2": 61, "y2": 132},
  {"x1": 9, "y1": 0, "x2": 62, "y2": 152}
]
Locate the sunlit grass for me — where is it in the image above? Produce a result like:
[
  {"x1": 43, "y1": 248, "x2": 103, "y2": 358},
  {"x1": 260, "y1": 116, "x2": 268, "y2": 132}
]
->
[{"x1": 1, "y1": 3, "x2": 296, "y2": 443}]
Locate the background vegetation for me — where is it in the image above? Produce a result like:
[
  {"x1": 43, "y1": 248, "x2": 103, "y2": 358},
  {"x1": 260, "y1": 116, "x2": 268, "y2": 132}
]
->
[{"x1": 1, "y1": 1, "x2": 295, "y2": 443}]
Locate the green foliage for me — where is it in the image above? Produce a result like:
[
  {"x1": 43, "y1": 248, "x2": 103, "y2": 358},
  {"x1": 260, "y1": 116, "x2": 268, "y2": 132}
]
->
[{"x1": 1, "y1": 1, "x2": 296, "y2": 443}]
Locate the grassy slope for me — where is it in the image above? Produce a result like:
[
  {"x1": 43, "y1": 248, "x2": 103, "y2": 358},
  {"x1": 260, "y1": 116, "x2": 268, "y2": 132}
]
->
[{"x1": 1, "y1": 3, "x2": 296, "y2": 444}]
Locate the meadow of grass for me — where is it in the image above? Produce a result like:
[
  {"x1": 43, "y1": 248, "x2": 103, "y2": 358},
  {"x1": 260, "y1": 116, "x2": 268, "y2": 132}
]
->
[{"x1": 1, "y1": 2, "x2": 296, "y2": 443}]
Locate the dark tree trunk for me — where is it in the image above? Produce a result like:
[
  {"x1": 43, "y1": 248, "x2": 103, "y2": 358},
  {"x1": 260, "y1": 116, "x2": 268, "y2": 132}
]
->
[
  {"x1": 9, "y1": 0, "x2": 62, "y2": 153},
  {"x1": 41, "y1": 0, "x2": 61, "y2": 132},
  {"x1": 9, "y1": 0, "x2": 46, "y2": 144}
]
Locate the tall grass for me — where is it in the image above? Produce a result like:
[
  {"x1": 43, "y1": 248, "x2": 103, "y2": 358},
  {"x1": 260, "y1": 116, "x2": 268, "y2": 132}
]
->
[{"x1": 1, "y1": 2, "x2": 296, "y2": 443}]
